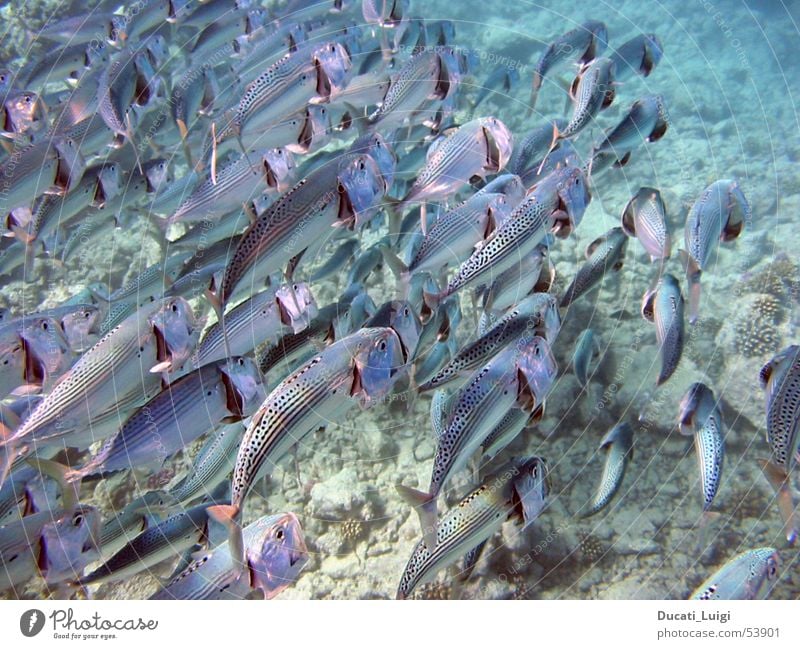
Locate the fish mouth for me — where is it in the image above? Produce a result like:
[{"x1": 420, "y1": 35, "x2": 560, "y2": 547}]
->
[
  {"x1": 314, "y1": 58, "x2": 332, "y2": 102},
  {"x1": 220, "y1": 365, "x2": 246, "y2": 418},
  {"x1": 297, "y1": 111, "x2": 315, "y2": 153},
  {"x1": 337, "y1": 182, "x2": 357, "y2": 229}
]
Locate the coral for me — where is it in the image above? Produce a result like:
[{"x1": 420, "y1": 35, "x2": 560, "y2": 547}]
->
[
  {"x1": 732, "y1": 311, "x2": 782, "y2": 359},
  {"x1": 751, "y1": 294, "x2": 785, "y2": 325},
  {"x1": 577, "y1": 531, "x2": 606, "y2": 564},
  {"x1": 739, "y1": 255, "x2": 799, "y2": 303},
  {"x1": 339, "y1": 519, "x2": 365, "y2": 545},
  {"x1": 414, "y1": 580, "x2": 452, "y2": 600}
]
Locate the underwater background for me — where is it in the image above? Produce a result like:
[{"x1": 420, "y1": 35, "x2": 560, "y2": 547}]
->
[{"x1": 0, "y1": 0, "x2": 798, "y2": 599}]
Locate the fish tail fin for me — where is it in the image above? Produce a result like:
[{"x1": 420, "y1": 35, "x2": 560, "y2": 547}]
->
[
  {"x1": 396, "y1": 484, "x2": 437, "y2": 551},
  {"x1": 758, "y1": 459, "x2": 798, "y2": 545},
  {"x1": 207, "y1": 504, "x2": 245, "y2": 574},
  {"x1": 27, "y1": 457, "x2": 79, "y2": 511},
  {"x1": 378, "y1": 243, "x2": 411, "y2": 297},
  {"x1": 692, "y1": 510, "x2": 721, "y2": 555}
]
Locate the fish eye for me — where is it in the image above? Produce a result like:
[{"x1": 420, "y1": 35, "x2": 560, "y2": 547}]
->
[
  {"x1": 378, "y1": 340, "x2": 387, "y2": 351},
  {"x1": 41, "y1": 321, "x2": 48, "y2": 330},
  {"x1": 403, "y1": 306, "x2": 409, "y2": 317},
  {"x1": 275, "y1": 527, "x2": 285, "y2": 540},
  {"x1": 359, "y1": 160, "x2": 365, "y2": 170},
  {"x1": 171, "y1": 303, "x2": 178, "y2": 312},
  {"x1": 72, "y1": 513, "x2": 83, "y2": 527}
]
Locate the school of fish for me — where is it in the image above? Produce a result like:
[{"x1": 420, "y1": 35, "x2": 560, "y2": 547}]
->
[{"x1": 0, "y1": 1, "x2": 792, "y2": 601}]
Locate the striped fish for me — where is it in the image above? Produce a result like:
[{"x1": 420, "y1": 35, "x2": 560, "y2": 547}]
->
[
  {"x1": 399, "y1": 338, "x2": 554, "y2": 551},
  {"x1": 0, "y1": 298, "x2": 200, "y2": 482},
  {"x1": 368, "y1": 49, "x2": 449, "y2": 129},
  {"x1": 215, "y1": 41, "x2": 350, "y2": 146},
  {"x1": 217, "y1": 153, "x2": 386, "y2": 310},
  {"x1": 560, "y1": 226, "x2": 628, "y2": 307},
  {"x1": 167, "y1": 148, "x2": 295, "y2": 226},
  {"x1": 591, "y1": 95, "x2": 669, "y2": 167},
  {"x1": 438, "y1": 166, "x2": 589, "y2": 302},
  {"x1": 691, "y1": 548, "x2": 779, "y2": 600},
  {"x1": 678, "y1": 382, "x2": 724, "y2": 513},
  {"x1": 397, "y1": 456, "x2": 549, "y2": 599},
  {"x1": 580, "y1": 422, "x2": 634, "y2": 518},
  {"x1": 150, "y1": 513, "x2": 307, "y2": 600},
  {"x1": 682, "y1": 180, "x2": 750, "y2": 324},
  {"x1": 207, "y1": 327, "x2": 405, "y2": 568},
  {"x1": 527, "y1": 20, "x2": 608, "y2": 113},
  {"x1": 166, "y1": 424, "x2": 243, "y2": 507},
  {"x1": 641, "y1": 273, "x2": 684, "y2": 387},
  {"x1": 0, "y1": 503, "x2": 100, "y2": 590},
  {"x1": 621, "y1": 187, "x2": 671, "y2": 262},
  {"x1": 400, "y1": 117, "x2": 513, "y2": 209},
  {"x1": 419, "y1": 293, "x2": 560, "y2": 392},
  {"x1": 759, "y1": 345, "x2": 800, "y2": 543},
  {"x1": 557, "y1": 57, "x2": 616, "y2": 141},
  {"x1": 195, "y1": 283, "x2": 317, "y2": 366},
  {"x1": 75, "y1": 505, "x2": 212, "y2": 587},
  {"x1": 67, "y1": 357, "x2": 264, "y2": 480}
]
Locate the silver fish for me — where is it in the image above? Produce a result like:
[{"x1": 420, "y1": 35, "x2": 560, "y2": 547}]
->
[
  {"x1": 0, "y1": 137, "x2": 85, "y2": 214},
  {"x1": 166, "y1": 423, "x2": 243, "y2": 507},
  {"x1": 0, "y1": 298, "x2": 201, "y2": 480},
  {"x1": 641, "y1": 273, "x2": 684, "y2": 387},
  {"x1": 396, "y1": 192, "x2": 511, "y2": 280},
  {"x1": 610, "y1": 33, "x2": 663, "y2": 81},
  {"x1": 196, "y1": 283, "x2": 317, "y2": 366},
  {"x1": 438, "y1": 166, "x2": 590, "y2": 302},
  {"x1": 396, "y1": 456, "x2": 549, "y2": 599},
  {"x1": 621, "y1": 186, "x2": 671, "y2": 262},
  {"x1": 208, "y1": 327, "x2": 405, "y2": 568},
  {"x1": 591, "y1": 95, "x2": 669, "y2": 167},
  {"x1": 218, "y1": 152, "x2": 387, "y2": 310},
  {"x1": 691, "y1": 548, "x2": 779, "y2": 600},
  {"x1": 528, "y1": 20, "x2": 608, "y2": 112},
  {"x1": 367, "y1": 49, "x2": 450, "y2": 129},
  {"x1": 150, "y1": 512, "x2": 307, "y2": 600},
  {"x1": 560, "y1": 226, "x2": 628, "y2": 307},
  {"x1": 580, "y1": 422, "x2": 634, "y2": 518},
  {"x1": 400, "y1": 117, "x2": 513, "y2": 208},
  {"x1": 682, "y1": 180, "x2": 750, "y2": 324},
  {"x1": 0, "y1": 503, "x2": 100, "y2": 590},
  {"x1": 759, "y1": 345, "x2": 800, "y2": 543},
  {"x1": 75, "y1": 505, "x2": 212, "y2": 586},
  {"x1": 572, "y1": 328, "x2": 602, "y2": 387},
  {"x1": 168, "y1": 148, "x2": 296, "y2": 226},
  {"x1": 398, "y1": 338, "x2": 553, "y2": 551},
  {"x1": 419, "y1": 293, "x2": 561, "y2": 392},
  {"x1": 479, "y1": 243, "x2": 554, "y2": 313},
  {"x1": 68, "y1": 357, "x2": 264, "y2": 480},
  {"x1": 556, "y1": 57, "x2": 616, "y2": 141},
  {"x1": 678, "y1": 382, "x2": 724, "y2": 513}
]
